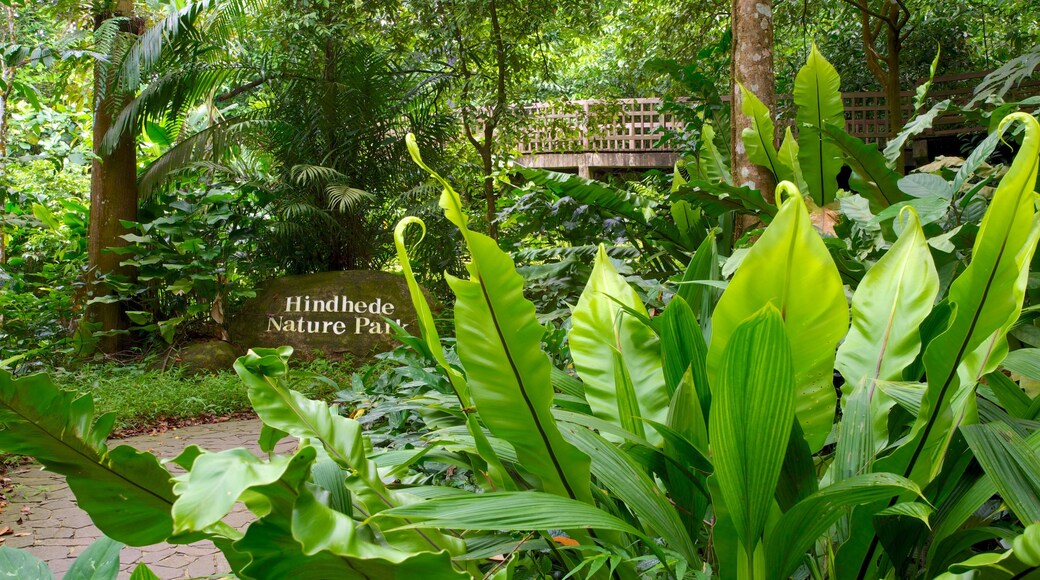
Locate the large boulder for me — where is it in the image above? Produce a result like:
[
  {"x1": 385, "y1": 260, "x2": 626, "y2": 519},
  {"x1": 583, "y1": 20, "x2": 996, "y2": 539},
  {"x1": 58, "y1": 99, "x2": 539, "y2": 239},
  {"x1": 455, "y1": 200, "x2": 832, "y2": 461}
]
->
[
  {"x1": 228, "y1": 270, "x2": 420, "y2": 361},
  {"x1": 176, "y1": 340, "x2": 240, "y2": 375}
]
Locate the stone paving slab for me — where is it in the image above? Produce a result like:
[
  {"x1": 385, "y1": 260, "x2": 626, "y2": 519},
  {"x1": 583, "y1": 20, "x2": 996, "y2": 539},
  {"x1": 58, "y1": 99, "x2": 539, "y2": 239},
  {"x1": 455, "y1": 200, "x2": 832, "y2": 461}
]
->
[{"x1": 0, "y1": 419, "x2": 296, "y2": 579}]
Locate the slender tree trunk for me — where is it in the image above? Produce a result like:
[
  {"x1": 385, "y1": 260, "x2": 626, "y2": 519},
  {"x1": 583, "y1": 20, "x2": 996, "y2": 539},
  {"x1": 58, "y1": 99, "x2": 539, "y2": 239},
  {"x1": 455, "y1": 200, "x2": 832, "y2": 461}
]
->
[
  {"x1": 0, "y1": 4, "x2": 15, "y2": 267},
  {"x1": 87, "y1": 2, "x2": 141, "y2": 354},
  {"x1": 884, "y1": 22, "x2": 904, "y2": 172},
  {"x1": 730, "y1": 0, "x2": 776, "y2": 200},
  {"x1": 481, "y1": 127, "x2": 497, "y2": 240}
]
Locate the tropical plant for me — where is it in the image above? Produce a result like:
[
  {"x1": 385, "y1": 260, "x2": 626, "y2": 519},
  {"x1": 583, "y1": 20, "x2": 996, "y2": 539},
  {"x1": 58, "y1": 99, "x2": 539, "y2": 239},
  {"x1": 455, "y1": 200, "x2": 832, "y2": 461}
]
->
[
  {"x1": 0, "y1": 109, "x2": 1036, "y2": 578},
  {"x1": 95, "y1": 168, "x2": 268, "y2": 345},
  {"x1": 0, "y1": 535, "x2": 159, "y2": 580}
]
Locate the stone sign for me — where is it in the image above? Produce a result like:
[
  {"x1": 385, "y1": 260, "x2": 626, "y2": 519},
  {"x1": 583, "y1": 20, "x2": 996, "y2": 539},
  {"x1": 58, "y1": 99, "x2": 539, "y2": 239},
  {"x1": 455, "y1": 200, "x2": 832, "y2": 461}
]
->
[{"x1": 229, "y1": 270, "x2": 420, "y2": 360}]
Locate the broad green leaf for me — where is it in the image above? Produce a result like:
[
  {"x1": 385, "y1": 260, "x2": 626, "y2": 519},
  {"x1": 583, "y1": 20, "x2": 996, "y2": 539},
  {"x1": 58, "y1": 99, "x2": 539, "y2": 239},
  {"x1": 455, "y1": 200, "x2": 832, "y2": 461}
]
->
[
  {"x1": 946, "y1": 129, "x2": 1002, "y2": 199},
  {"x1": 708, "y1": 183, "x2": 848, "y2": 452},
  {"x1": 447, "y1": 236, "x2": 593, "y2": 503},
  {"x1": 172, "y1": 447, "x2": 315, "y2": 534},
  {"x1": 739, "y1": 83, "x2": 781, "y2": 181},
  {"x1": 31, "y1": 203, "x2": 60, "y2": 229},
  {"x1": 985, "y1": 371, "x2": 1032, "y2": 418},
  {"x1": 551, "y1": 366, "x2": 586, "y2": 400},
  {"x1": 291, "y1": 483, "x2": 464, "y2": 578},
  {"x1": 898, "y1": 173, "x2": 951, "y2": 198},
  {"x1": 571, "y1": 246, "x2": 669, "y2": 446},
  {"x1": 663, "y1": 371, "x2": 710, "y2": 539},
  {"x1": 935, "y1": 523, "x2": 1040, "y2": 578},
  {"x1": 884, "y1": 101, "x2": 951, "y2": 166},
  {"x1": 394, "y1": 217, "x2": 511, "y2": 491},
  {"x1": 878, "y1": 113, "x2": 1040, "y2": 488},
  {"x1": 697, "y1": 122, "x2": 732, "y2": 184},
  {"x1": 777, "y1": 127, "x2": 807, "y2": 192},
  {"x1": 875, "y1": 501, "x2": 933, "y2": 525},
  {"x1": 0, "y1": 546, "x2": 53, "y2": 579},
  {"x1": 765, "y1": 473, "x2": 924, "y2": 579},
  {"x1": 795, "y1": 44, "x2": 844, "y2": 206},
  {"x1": 229, "y1": 445, "x2": 464, "y2": 580},
  {"x1": 775, "y1": 419, "x2": 817, "y2": 511},
  {"x1": 610, "y1": 348, "x2": 646, "y2": 439},
  {"x1": 234, "y1": 350, "x2": 464, "y2": 556},
  {"x1": 64, "y1": 536, "x2": 124, "y2": 580},
  {"x1": 672, "y1": 180, "x2": 778, "y2": 221},
  {"x1": 0, "y1": 370, "x2": 180, "y2": 546},
  {"x1": 659, "y1": 295, "x2": 710, "y2": 414},
  {"x1": 820, "y1": 122, "x2": 903, "y2": 210},
  {"x1": 709, "y1": 305, "x2": 795, "y2": 554},
  {"x1": 1002, "y1": 348, "x2": 1040, "y2": 381},
  {"x1": 665, "y1": 368, "x2": 708, "y2": 456},
  {"x1": 560, "y1": 424, "x2": 699, "y2": 565},
  {"x1": 407, "y1": 136, "x2": 594, "y2": 506},
  {"x1": 124, "y1": 311, "x2": 153, "y2": 325},
  {"x1": 128, "y1": 564, "x2": 160, "y2": 580},
  {"x1": 834, "y1": 208, "x2": 938, "y2": 481},
  {"x1": 961, "y1": 422, "x2": 1040, "y2": 523},
  {"x1": 379, "y1": 492, "x2": 642, "y2": 538},
  {"x1": 675, "y1": 233, "x2": 720, "y2": 338}
]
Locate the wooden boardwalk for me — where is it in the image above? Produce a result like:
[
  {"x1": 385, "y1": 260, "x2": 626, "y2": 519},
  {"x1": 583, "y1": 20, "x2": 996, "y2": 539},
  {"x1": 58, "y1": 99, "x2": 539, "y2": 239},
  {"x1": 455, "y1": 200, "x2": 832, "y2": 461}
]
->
[{"x1": 515, "y1": 72, "x2": 1039, "y2": 177}]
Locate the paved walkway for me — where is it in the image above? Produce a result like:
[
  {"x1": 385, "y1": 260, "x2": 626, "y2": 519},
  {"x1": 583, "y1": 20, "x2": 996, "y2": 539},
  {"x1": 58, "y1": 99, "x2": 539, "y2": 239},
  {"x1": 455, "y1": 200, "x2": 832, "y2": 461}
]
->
[{"x1": 0, "y1": 419, "x2": 295, "y2": 579}]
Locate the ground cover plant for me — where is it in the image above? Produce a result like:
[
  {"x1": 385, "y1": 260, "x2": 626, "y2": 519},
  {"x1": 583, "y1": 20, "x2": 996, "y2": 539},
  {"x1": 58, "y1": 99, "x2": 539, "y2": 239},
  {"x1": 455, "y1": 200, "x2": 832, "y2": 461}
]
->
[{"x1": 0, "y1": 106, "x2": 1037, "y2": 577}]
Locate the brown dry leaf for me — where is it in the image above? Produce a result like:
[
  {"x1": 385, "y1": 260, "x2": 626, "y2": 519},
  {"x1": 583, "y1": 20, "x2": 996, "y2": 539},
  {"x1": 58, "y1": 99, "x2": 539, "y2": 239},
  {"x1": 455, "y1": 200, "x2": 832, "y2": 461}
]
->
[
  {"x1": 552, "y1": 536, "x2": 580, "y2": 547},
  {"x1": 0, "y1": 527, "x2": 11, "y2": 536},
  {"x1": 13, "y1": 532, "x2": 30, "y2": 537},
  {"x1": 809, "y1": 205, "x2": 840, "y2": 237}
]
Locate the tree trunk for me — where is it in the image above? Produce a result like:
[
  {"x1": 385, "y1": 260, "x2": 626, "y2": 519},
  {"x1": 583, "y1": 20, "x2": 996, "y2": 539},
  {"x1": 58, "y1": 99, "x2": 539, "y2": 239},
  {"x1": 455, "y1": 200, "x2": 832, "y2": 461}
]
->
[
  {"x1": 481, "y1": 126, "x2": 497, "y2": 240},
  {"x1": 0, "y1": 4, "x2": 15, "y2": 266},
  {"x1": 87, "y1": 3, "x2": 141, "y2": 354},
  {"x1": 884, "y1": 24, "x2": 904, "y2": 169},
  {"x1": 730, "y1": 0, "x2": 777, "y2": 202}
]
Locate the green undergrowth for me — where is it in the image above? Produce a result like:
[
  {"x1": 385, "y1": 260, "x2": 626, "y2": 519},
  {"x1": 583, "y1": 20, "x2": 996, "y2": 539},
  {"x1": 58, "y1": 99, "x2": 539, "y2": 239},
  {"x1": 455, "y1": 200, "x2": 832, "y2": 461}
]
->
[{"x1": 49, "y1": 357, "x2": 355, "y2": 433}]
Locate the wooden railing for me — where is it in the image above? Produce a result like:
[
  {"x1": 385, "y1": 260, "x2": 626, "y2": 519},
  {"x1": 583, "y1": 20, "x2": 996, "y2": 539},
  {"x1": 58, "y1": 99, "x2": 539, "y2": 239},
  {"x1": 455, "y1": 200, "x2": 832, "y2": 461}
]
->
[{"x1": 516, "y1": 72, "x2": 1040, "y2": 155}]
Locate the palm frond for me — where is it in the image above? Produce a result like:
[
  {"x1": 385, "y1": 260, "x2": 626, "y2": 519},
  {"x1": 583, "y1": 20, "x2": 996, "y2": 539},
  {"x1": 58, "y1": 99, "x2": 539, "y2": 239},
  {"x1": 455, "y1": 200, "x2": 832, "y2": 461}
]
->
[
  {"x1": 515, "y1": 245, "x2": 642, "y2": 262},
  {"x1": 325, "y1": 184, "x2": 372, "y2": 212},
  {"x1": 290, "y1": 164, "x2": 347, "y2": 187},
  {"x1": 102, "y1": 64, "x2": 257, "y2": 154},
  {"x1": 138, "y1": 115, "x2": 271, "y2": 199}
]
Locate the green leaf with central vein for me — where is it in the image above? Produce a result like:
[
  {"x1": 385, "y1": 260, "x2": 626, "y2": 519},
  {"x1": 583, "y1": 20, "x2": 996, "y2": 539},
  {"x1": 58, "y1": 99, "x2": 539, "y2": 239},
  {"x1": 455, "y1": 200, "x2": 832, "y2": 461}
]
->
[
  {"x1": 765, "y1": 473, "x2": 924, "y2": 579},
  {"x1": 708, "y1": 185, "x2": 848, "y2": 452},
  {"x1": 878, "y1": 112, "x2": 1040, "y2": 488},
  {"x1": 394, "y1": 217, "x2": 512, "y2": 492},
  {"x1": 570, "y1": 245, "x2": 669, "y2": 446},
  {"x1": 0, "y1": 370, "x2": 178, "y2": 546},
  {"x1": 739, "y1": 83, "x2": 781, "y2": 181},
  {"x1": 380, "y1": 492, "x2": 641, "y2": 537},
  {"x1": 795, "y1": 44, "x2": 844, "y2": 206},
  {"x1": 407, "y1": 134, "x2": 593, "y2": 505},
  {"x1": 709, "y1": 305, "x2": 795, "y2": 556},
  {"x1": 233, "y1": 351, "x2": 464, "y2": 556},
  {"x1": 834, "y1": 208, "x2": 938, "y2": 482},
  {"x1": 447, "y1": 235, "x2": 592, "y2": 503},
  {"x1": 820, "y1": 122, "x2": 904, "y2": 211}
]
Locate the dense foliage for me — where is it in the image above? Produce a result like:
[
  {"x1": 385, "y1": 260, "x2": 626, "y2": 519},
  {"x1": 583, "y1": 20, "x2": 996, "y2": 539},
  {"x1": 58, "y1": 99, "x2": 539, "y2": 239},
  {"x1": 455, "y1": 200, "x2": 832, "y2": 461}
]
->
[{"x1": 1, "y1": 108, "x2": 1039, "y2": 576}]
